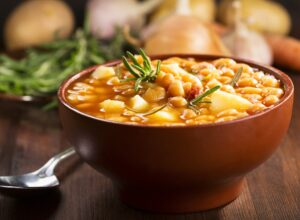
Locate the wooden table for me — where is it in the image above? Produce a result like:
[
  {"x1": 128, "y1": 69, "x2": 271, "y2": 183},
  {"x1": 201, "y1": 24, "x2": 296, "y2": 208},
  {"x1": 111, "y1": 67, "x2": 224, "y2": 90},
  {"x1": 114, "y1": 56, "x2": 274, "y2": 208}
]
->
[{"x1": 0, "y1": 73, "x2": 299, "y2": 220}]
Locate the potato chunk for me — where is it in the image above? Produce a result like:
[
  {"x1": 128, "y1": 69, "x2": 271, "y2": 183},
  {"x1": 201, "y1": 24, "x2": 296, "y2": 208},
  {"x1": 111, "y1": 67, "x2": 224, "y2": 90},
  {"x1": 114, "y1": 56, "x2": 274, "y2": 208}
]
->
[
  {"x1": 129, "y1": 95, "x2": 149, "y2": 112},
  {"x1": 168, "y1": 80, "x2": 185, "y2": 97},
  {"x1": 143, "y1": 86, "x2": 166, "y2": 103},
  {"x1": 210, "y1": 91, "x2": 252, "y2": 113},
  {"x1": 100, "y1": 100, "x2": 125, "y2": 113},
  {"x1": 149, "y1": 111, "x2": 177, "y2": 122},
  {"x1": 92, "y1": 66, "x2": 115, "y2": 80}
]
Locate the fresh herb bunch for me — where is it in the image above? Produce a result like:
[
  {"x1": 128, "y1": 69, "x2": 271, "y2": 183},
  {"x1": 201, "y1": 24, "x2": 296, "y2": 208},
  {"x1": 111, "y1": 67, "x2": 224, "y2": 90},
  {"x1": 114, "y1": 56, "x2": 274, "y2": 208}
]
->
[
  {"x1": 122, "y1": 49, "x2": 161, "y2": 92},
  {"x1": 0, "y1": 23, "x2": 129, "y2": 98},
  {"x1": 188, "y1": 85, "x2": 221, "y2": 113}
]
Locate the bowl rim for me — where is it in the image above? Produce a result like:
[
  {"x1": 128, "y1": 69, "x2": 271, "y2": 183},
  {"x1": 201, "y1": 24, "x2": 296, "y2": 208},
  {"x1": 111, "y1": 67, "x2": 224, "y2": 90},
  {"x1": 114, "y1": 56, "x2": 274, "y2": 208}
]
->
[{"x1": 58, "y1": 54, "x2": 294, "y2": 129}]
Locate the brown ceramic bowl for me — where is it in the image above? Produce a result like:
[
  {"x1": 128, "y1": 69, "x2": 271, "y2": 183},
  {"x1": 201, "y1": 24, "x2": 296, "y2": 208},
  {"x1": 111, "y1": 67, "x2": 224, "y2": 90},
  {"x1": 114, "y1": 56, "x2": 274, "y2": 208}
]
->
[{"x1": 58, "y1": 55, "x2": 294, "y2": 213}]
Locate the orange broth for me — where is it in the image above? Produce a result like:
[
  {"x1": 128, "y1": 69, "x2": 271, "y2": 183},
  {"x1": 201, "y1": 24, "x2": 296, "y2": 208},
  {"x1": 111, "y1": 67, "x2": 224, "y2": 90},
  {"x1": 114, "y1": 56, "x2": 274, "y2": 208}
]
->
[{"x1": 65, "y1": 57, "x2": 284, "y2": 126}]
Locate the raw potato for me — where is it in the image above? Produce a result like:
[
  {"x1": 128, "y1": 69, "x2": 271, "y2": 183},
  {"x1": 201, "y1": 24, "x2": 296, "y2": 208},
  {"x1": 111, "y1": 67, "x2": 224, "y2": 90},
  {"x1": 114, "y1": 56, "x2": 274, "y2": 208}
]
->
[
  {"x1": 5, "y1": 0, "x2": 74, "y2": 51},
  {"x1": 218, "y1": 0, "x2": 291, "y2": 35},
  {"x1": 151, "y1": 0, "x2": 216, "y2": 23},
  {"x1": 210, "y1": 90, "x2": 252, "y2": 113}
]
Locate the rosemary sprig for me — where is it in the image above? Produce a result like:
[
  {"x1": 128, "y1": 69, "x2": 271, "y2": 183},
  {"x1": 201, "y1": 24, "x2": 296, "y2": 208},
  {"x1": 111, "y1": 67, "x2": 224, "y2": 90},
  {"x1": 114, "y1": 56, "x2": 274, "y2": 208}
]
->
[
  {"x1": 230, "y1": 67, "x2": 243, "y2": 87},
  {"x1": 188, "y1": 85, "x2": 221, "y2": 113},
  {"x1": 122, "y1": 49, "x2": 161, "y2": 92},
  {"x1": 126, "y1": 104, "x2": 167, "y2": 117},
  {"x1": 190, "y1": 86, "x2": 220, "y2": 106}
]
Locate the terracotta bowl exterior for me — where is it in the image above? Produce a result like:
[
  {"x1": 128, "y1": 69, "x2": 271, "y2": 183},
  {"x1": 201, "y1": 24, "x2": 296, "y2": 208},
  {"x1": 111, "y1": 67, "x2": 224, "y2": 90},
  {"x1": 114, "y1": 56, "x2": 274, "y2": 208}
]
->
[{"x1": 58, "y1": 55, "x2": 294, "y2": 213}]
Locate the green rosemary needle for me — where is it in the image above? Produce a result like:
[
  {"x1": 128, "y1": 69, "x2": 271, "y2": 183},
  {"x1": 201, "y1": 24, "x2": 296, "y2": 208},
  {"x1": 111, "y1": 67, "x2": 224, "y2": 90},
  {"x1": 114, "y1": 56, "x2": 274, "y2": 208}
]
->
[
  {"x1": 121, "y1": 49, "x2": 161, "y2": 92},
  {"x1": 230, "y1": 67, "x2": 243, "y2": 87},
  {"x1": 190, "y1": 85, "x2": 221, "y2": 106},
  {"x1": 188, "y1": 85, "x2": 221, "y2": 113},
  {"x1": 126, "y1": 104, "x2": 167, "y2": 117}
]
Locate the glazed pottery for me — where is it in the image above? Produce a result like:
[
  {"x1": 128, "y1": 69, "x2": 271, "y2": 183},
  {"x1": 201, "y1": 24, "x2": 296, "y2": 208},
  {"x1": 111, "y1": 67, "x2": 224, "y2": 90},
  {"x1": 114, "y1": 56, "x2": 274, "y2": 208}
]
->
[{"x1": 58, "y1": 55, "x2": 294, "y2": 213}]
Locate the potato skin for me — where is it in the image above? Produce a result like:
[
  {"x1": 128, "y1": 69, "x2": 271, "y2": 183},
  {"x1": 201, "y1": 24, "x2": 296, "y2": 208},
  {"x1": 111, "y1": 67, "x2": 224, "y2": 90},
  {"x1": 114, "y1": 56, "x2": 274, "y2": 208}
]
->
[
  {"x1": 4, "y1": 0, "x2": 74, "y2": 51},
  {"x1": 218, "y1": 0, "x2": 291, "y2": 35}
]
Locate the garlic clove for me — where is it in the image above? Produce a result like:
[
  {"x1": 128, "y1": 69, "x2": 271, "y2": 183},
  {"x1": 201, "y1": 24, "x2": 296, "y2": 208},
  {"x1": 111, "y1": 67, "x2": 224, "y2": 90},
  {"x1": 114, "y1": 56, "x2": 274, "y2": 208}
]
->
[{"x1": 221, "y1": 1, "x2": 273, "y2": 65}]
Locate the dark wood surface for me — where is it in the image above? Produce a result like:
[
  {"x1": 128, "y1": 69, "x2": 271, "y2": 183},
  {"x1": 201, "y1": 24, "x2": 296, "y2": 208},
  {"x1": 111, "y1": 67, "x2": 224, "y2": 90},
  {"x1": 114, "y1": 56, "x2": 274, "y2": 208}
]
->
[
  {"x1": 0, "y1": 0, "x2": 300, "y2": 220},
  {"x1": 0, "y1": 77, "x2": 299, "y2": 220}
]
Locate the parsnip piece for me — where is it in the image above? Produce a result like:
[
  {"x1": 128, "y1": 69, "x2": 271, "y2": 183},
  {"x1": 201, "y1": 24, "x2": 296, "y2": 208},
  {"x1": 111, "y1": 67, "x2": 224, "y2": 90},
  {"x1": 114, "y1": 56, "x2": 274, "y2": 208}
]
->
[
  {"x1": 92, "y1": 66, "x2": 115, "y2": 80},
  {"x1": 210, "y1": 90, "x2": 252, "y2": 113},
  {"x1": 100, "y1": 100, "x2": 125, "y2": 113},
  {"x1": 129, "y1": 95, "x2": 149, "y2": 112}
]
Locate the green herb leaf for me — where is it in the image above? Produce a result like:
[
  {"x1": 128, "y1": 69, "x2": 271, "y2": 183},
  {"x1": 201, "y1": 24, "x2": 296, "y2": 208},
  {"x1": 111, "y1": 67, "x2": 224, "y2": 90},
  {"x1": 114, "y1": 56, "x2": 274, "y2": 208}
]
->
[
  {"x1": 126, "y1": 104, "x2": 167, "y2": 116},
  {"x1": 0, "y1": 22, "x2": 131, "y2": 110},
  {"x1": 230, "y1": 67, "x2": 243, "y2": 87},
  {"x1": 134, "y1": 77, "x2": 143, "y2": 92},
  {"x1": 120, "y1": 78, "x2": 136, "y2": 82},
  {"x1": 155, "y1": 60, "x2": 161, "y2": 77},
  {"x1": 142, "y1": 104, "x2": 167, "y2": 116},
  {"x1": 139, "y1": 48, "x2": 152, "y2": 71},
  {"x1": 122, "y1": 56, "x2": 141, "y2": 78},
  {"x1": 190, "y1": 85, "x2": 220, "y2": 106},
  {"x1": 126, "y1": 51, "x2": 141, "y2": 67},
  {"x1": 121, "y1": 49, "x2": 161, "y2": 92}
]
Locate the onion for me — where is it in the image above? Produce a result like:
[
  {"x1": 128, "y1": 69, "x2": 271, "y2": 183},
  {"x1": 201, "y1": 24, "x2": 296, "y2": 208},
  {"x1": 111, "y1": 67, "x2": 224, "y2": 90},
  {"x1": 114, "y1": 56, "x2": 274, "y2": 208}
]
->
[{"x1": 143, "y1": 0, "x2": 230, "y2": 56}]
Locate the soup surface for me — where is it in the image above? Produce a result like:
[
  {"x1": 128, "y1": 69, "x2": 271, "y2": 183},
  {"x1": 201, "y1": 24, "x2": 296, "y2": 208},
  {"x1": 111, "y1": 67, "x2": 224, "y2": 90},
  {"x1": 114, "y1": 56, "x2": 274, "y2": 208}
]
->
[{"x1": 65, "y1": 51, "x2": 284, "y2": 126}]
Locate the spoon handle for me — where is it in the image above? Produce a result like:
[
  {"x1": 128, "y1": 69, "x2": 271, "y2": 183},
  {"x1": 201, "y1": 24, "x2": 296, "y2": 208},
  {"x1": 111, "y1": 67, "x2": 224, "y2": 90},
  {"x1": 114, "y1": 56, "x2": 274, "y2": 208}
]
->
[{"x1": 36, "y1": 147, "x2": 76, "y2": 177}]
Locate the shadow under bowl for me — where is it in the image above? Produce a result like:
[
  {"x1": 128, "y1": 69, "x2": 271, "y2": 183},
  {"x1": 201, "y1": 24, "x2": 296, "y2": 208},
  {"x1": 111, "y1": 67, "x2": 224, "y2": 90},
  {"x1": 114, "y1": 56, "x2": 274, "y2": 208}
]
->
[{"x1": 58, "y1": 54, "x2": 294, "y2": 213}]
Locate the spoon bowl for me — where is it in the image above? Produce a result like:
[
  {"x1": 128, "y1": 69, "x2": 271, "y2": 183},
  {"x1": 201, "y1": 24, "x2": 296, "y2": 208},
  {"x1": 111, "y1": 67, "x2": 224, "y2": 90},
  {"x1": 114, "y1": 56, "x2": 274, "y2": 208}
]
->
[{"x1": 0, "y1": 147, "x2": 75, "y2": 196}]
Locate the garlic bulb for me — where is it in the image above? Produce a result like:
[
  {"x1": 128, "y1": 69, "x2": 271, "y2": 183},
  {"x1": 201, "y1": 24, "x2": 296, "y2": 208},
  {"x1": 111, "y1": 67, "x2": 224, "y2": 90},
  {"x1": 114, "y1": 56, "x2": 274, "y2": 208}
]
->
[
  {"x1": 88, "y1": 0, "x2": 162, "y2": 39},
  {"x1": 222, "y1": 1, "x2": 273, "y2": 65}
]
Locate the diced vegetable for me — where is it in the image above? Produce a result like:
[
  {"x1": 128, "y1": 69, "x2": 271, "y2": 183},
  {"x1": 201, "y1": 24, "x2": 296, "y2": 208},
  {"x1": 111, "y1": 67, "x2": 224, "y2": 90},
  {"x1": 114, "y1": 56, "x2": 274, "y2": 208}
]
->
[
  {"x1": 143, "y1": 86, "x2": 166, "y2": 102},
  {"x1": 92, "y1": 66, "x2": 116, "y2": 80},
  {"x1": 168, "y1": 80, "x2": 185, "y2": 97},
  {"x1": 210, "y1": 90, "x2": 252, "y2": 113},
  {"x1": 129, "y1": 95, "x2": 149, "y2": 112},
  {"x1": 100, "y1": 100, "x2": 125, "y2": 113},
  {"x1": 149, "y1": 110, "x2": 177, "y2": 122}
]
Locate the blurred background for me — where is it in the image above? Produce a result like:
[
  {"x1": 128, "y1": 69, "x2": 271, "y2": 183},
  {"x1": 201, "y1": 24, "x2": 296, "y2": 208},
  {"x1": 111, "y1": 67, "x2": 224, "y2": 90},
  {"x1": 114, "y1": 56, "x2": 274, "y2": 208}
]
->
[
  {"x1": 0, "y1": 0, "x2": 299, "y2": 102},
  {"x1": 0, "y1": 0, "x2": 85, "y2": 48},
  {"x1": 0, "y1": 0, "x2": 298, "y2": 49}
]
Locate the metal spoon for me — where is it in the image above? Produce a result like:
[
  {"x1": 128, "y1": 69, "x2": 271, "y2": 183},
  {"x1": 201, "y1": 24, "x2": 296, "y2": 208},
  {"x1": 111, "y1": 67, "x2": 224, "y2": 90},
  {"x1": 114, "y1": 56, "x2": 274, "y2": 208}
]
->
[{"x1": 0, "y1": 147, "x2": 76, "y2": 196}]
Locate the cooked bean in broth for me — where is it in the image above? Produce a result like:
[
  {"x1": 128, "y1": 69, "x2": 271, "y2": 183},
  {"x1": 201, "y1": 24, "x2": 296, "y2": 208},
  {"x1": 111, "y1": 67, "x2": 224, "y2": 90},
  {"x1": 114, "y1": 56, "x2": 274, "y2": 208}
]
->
[{"x1": 65, "y1": 51, "x2": 284, "y2": 126}]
